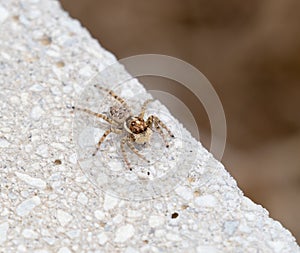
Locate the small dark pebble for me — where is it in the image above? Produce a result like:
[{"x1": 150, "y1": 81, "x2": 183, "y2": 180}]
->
[
  {"x1": 54, "y1": 159, "x2": 62, "y2": 165},
  {"x1": 171, "y1": 212, "x2": 179, "y2": 219}
]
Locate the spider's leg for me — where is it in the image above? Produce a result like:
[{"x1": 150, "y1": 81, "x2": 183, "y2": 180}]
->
[
  {"x1": 72, "y1": 106, "x2": 117, "y2": 125},
  {"x1": 153, "y1": 121, "x2": 170, "y2": 148},
  {"x1": 94, "y1": 85, "x2": 132, "y2": 113},
  {"x1": 120, "y1": 136, "x2": 133, "y2": 170},
  {"x1": 147, "y1": 115, "x2": 174, "y2": 138},
  {"x1": 126, "y1": 136, "x2": 150, "y2": 163},
  {"x1": 139, "y1": 99, "x2": 155, "y2": 118},
  {"x1": 92, "y1": 128, "x2": 121, "y2": 156}
]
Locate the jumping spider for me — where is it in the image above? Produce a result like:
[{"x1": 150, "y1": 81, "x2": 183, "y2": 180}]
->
[{"x1": 73, "y1": 85, "x2": 174, "y2": 170}]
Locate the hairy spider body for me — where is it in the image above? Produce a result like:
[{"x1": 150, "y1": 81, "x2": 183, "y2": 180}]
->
[
  {"x1": 124, "y1": 117, "x2": 153, "y2": 145},
  {"x1": 73, "y1": 86, "x2": 174, "y2": 170},
  {"x1": 110, "y1": 105, "x2": 130, "y2": 124}
]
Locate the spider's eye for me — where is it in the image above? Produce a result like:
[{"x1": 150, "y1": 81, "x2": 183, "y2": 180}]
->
[{"x1": 131, "y1": 122, "x2": 135, "y2": 126}]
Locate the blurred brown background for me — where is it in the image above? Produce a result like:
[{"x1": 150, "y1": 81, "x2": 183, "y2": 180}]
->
[{"x1": 60, "y1": 0, "x2": 300, "y2": 240}]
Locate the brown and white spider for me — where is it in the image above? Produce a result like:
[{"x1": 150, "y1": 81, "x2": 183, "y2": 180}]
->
[{"x1": 73, "y1": 85, "x2": 174, "y2": 170}]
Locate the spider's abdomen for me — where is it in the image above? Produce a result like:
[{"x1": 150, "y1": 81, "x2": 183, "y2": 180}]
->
[
  {"x1": 109, "y1": 105, "x2": 129, "y2": 123},
  {"x1": 133, "y1": 127, "x2": 152, "y2": 144}
]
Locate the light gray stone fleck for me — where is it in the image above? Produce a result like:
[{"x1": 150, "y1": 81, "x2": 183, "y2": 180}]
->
[
  {"x1": 149, "y1": 215, "x2": 165, "y2": 228},
  {"x1": 94, "y1": 210, "x2": 105, "y2": 220},
  {"x1": 43, "y1": 236, "x2": 56, "y2": 245},
  {"x1": 66, "y1": 230, "x2": 80, "y2": 239},
  {"x1": 69, "y1": 153, "x2": 77, "y2": 164},
  {"x1": 196, "y1": 245, "x2": 220, "y2": 253},
  {"x1": 175, "y1": 185, "x2": 193, "y2": 201},
  {"x1": 33, "y1": 250, "x2": 49, "y2": 253},
  {"x1": 114, "y1": 224, "x2": 135, "y2": 243},
  {"x1": 0, "y1": 137, "x2": 10, "y2": 148},
  {"x1": 15, "y1": 172, "x2": 46, "y2": 189},
  {"x1": 31, "y1": 105, "x2": 44, "y2": 121},
  {"x1": 57, "y1": 247, "x2": 72, "y2": 253},
  {"x1": 166, "y1": 232, "x2": 182, "y2": 241},
  {"x1": 103, "y1": 193, "x2": 118, "y2": 211},
  {"x1": 17, "y1": 245, "x2": 27, "y2": 252},
  {"x1": 29, "y1": 84, "x2": 44, "y2": 92},
  {"x1": 223, "y1": 220, "x2": 239, "y2": 236},
  {"x1": 0, "y1": 222, "x2": 9, "y2": 244},
  {"x1": 22, "y1": 228, "x2": 38, "y2": 239},
  {"x1": 124, "y1": 247, "x2": 139, "y2": 253},
  {"x1": 97, "y1": 232, "x2": 108, "y2": 245},
  {"x1": 79, "y1": 65, "x2": 93, "y2": 77},
  {"x1": 57, "y1": 210, "x2": 72, "y2": 227},
  {"x1": 77, "y1": 192, "x2": 88, "y2": 205},
  {"x1": 267, "y1": 241, "x2": 286, "y2": 253},
  {"x1": 112, "y1": 214, "x2": 123, "y2": 224},
  {"x1": 16, "y1": 196, "x2": 41, "y2": 217},
  {"x1": 35, "y1": 144, "x2": 49, "y2": 158},
  {"x1": 195, "y1": 194, "x2": 218, "y2": 207},
  {"x1": 0, "y1": 5, "x2": 9, "y2": 24}
]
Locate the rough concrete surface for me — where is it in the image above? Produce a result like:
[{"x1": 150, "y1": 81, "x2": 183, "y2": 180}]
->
[{"x1": 0, "y1": 1, "x2": 299, "y2": 252}]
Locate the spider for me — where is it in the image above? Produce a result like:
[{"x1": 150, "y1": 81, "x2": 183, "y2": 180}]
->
[{"x1": 73, "y1": 85, "x2": 175, "y2": 170}]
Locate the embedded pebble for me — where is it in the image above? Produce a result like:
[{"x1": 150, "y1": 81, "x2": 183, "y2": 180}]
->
[
  {"x1": 79, "y1": 65, "x2": 93, "y2": 77},
  {"x1": 16, "y1": 196, "x2": 41, "y2": 217},
  {"x1": 43, "y1": 237, "x2": 56, "y2": 245},
  {"x1": 94, "y1": 210, "x2": 105, "y2": 220},
  {"x1": 195, "y1": 195, "x2": 218, "y2": 207},
  {"x1": 103, "y1": 194, "x2": 119, "y2": 211},
  {"x1": 196, "y1": 245, "x2": 220, "y2": 253},
  {"x1": 22, "y1": 228, "x2": 38, "y2": 239},
  {"x1": 114, "y1": 224, "x2": 135, "y2": 243},
  {"x1": 66, "y1": 230, "x2": 80, "y2": 239},
  {"x1": 77, "y1": 192, "x2": 88, "y2": 205},
  {"x1": 15, "y1": 172, "x2": 46, "y2": 189},
  {"x1": 69, "y1": 153, "x2": 77, "y2": 164},
  {"x1": 57, "y1": 247, "x2": 72, "y2": 253},
  {"x1": 0, "y1": 5, "x2": 9, "y2": 24},
  {"x1": 112, "y1": 214, "x2": 123, "y2": 224},
  {"x1": 223, "y1": 220, "x2": 239, "y2": 236},
  {"x1": 124, "y1": 247, "x2": 139, "y2": 253},
  {"x1": 0, "y1": 222, "x2": 9, "y2": 244},
  {"x1": 29, "y1": 84, "x2": 44, "y2": 92},
  {"x1": 267, "y1": 241, "x2": 285, "y2": 253},
  {"x1": 149, "y1": 215, "x2": 165, "y2": 228},
  {"x1": 0, "y1": 137, "x2": 10, "y2": 148},
  {"x1": 35, "y1": 144, "x2": 49, "y2": 158},
  {"x1": 175, "y1": 185, "x2": 193, "y2": 201},
  {"x1": 126, "y1": 210, "x2": 142, "y2": 218},
  {"x1": 33, "y1": 250, "x2": 49, "y2": 253},
  {"x1": 57, "y1": 210, "x2": 72, "y2": 227},
  {"x1": 17, "y1": 245, "x2": 27, "y2": 252},
  {"x1": 97, "y1": 232, "x2": 108, "y2": 245},
  {"x1": 245, "y1": 212, "x2": 256, "y2": 221},
  {"x1": 31, "y1": 105, "x2": 44, "y2": 120},
  {"x1": 166, "y1": 232, "x2": 182, "y2": 241}
]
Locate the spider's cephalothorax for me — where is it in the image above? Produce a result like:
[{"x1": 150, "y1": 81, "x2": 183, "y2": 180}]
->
[
  {"x1": 73, "y1": 85, "x2": 174, "y2": 170},
  {"x1": 124, "y1": 116, "x2": 153, "y2": 144}
]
